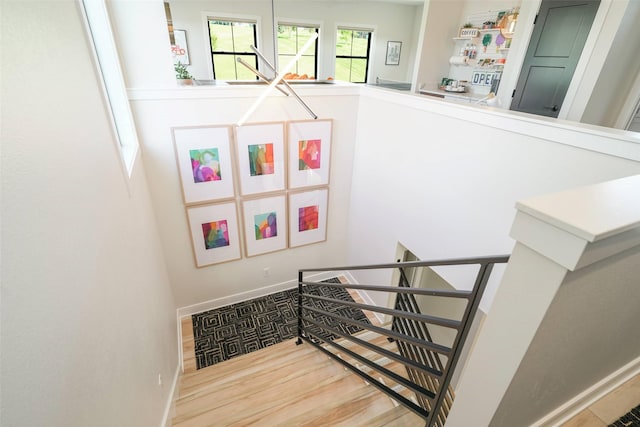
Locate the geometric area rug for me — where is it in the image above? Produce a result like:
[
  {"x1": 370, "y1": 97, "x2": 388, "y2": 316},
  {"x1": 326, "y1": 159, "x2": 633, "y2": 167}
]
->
[{"x1": 192, "y1": 277, "x2": 371, "y2": 370}]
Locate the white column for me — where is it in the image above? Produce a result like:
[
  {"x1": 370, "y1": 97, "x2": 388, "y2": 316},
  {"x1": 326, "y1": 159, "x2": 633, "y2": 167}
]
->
[{"x1": 446, "y1": 174, "x2": 640, "y2": 427}]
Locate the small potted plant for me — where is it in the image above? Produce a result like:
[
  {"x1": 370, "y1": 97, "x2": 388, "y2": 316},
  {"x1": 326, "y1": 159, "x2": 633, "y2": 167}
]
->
[{"x1": 175, "y1": 61, "x2": 193, "y2": 86}]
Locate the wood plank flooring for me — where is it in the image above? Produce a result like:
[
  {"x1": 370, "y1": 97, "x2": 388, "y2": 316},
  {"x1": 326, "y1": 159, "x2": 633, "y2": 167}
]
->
[
  {"x1": 174, "y1": 284, "x2": 422, "y2": 426},
  {"x1": 172, "y1": 335, "x2": 424, "y2": 426}
]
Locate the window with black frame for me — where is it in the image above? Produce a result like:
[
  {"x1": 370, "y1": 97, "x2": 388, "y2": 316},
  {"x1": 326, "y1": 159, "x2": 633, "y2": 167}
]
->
[
  {"x1": 277, "y1": 24, "x2": 318, "y2": 78},
  {"x1": 209, "y1": 19, "x2": 258, "y2": 80},
  {"x1": 335, "y1": 28, "x2": 372, "y2": 83}
]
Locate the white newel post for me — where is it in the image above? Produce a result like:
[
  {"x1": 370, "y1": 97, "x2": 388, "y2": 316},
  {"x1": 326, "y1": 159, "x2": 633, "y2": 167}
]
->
[{"x1": 445, "y1": 174, "x2": 640, "y2": 427}]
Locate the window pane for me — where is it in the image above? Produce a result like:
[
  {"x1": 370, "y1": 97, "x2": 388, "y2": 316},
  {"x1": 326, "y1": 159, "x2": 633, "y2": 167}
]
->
[
  {"x1": 232, "y1": 22, "x2": 256, "y2": 53},
  {"x1": 235, "y1": 54, "x2": 258, "y2": 79},
  {"x1": 336, "y1": 29, "x2": 353, "y2": 56},
  {"x1": 335, "y1": 57, "x2": 352, "y2": 81},
  {"x1": 352, "y1": 32, "x2": 370, "y2": 57},
  {"x1": 350, "y1": 58, "x2": 367, "y2": 82},
  {"x1": 213, "y1": 54, "x2": 237, "y2": 80},
  {"x1": 297, "y1": 27, "x2": 316, "y2": 54},
  {"x1": 277, "y1": 25, "x2": 297, "y2": 54},
  {"x1": 210, "y1": 21, "x2": 233, "y2": 51},
  {"x1": 297, "y1": 56, "x2": 315, "y2": 77}
]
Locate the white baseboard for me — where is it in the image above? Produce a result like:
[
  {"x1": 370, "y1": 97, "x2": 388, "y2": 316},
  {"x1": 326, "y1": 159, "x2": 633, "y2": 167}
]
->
[
  {"x1": 532, "y1": 354, "x2": 640, "y2": 427},
  {"x1": 160, "y1": 363, "x2": 181, "y2": 427}
]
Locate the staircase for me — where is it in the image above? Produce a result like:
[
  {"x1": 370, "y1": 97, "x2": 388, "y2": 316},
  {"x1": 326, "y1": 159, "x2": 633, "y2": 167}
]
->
[
  {"x1": 173, "y1": 255, "x2": 509, "y2": 426},
  {"x1": 171, "y1": 331, "x2": 424, "y2": 426}
]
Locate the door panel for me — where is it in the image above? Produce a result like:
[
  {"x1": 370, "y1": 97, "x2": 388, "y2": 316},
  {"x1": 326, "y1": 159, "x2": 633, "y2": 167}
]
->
[
  {"x1": 517, "y1": 66, "x2": 565, "y2": 115},
  {"x1": 511, "y1": 0, "x2": 600, "y2": 118}
]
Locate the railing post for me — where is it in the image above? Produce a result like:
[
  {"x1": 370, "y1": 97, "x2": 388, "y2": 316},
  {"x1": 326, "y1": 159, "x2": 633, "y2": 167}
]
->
[{"x1": 296, "y1": 270, "x2": 303, "y2": 345}]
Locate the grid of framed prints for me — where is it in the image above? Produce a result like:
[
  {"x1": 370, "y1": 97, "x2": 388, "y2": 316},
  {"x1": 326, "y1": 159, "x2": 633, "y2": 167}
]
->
[{"x1": 173, "y1": 119, "x2": 332, "y2": 267}]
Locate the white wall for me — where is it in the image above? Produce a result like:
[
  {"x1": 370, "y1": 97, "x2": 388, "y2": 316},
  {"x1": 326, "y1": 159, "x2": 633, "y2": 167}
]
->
[
  {"x1": 129, "y1": 86, "x2": 360, "y2": 308},
  {"x1": 167, "y1": 0, "x2": 421, "y2": 83},
  {"x1": 1, "y1": 2, "x2": 178, "y2": 426},
  {"x1": 347, "y1": 88, "x2": 640, "y2": 311}
]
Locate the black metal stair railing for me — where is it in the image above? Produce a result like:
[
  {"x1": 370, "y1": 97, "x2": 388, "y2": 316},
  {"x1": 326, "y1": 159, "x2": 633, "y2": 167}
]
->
[{"x1": 296, "y1": 255, "x2": 509, "y2": 427}]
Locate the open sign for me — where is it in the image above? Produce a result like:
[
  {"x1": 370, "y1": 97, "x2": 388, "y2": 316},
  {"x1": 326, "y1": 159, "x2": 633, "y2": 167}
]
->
[{"x1": 471, "y1": 71, "x2": 497, "y2": 86}]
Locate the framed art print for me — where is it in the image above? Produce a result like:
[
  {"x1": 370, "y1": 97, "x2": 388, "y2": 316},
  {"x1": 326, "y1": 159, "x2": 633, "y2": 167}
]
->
[
  {"x1": 187, "y1": 202, "x2": 241, "y2": 267},
  {"x1": 173, "y1": 126, "x2": 235, "y2": 204},
  {"x1": 288, "y1": 188, "x2": 328, "y2": 248},
  {"x1": 288, "y1": 120, "x2": 332, "y2": 189},
  {"x1": 235, "y1": 122, "x2": 286, "y2": 196},
  {"x1": 385, "y1": 41, "x2": 401, "y2": 65},
  {"x1": 241, "y1": 194, "x2": 287, "y2": 257}
]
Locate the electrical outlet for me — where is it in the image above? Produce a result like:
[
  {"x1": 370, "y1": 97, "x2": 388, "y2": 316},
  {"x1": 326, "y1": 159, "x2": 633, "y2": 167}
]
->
[{"x1": 263, "y1": 267, "x2": 270, "y2": 278}]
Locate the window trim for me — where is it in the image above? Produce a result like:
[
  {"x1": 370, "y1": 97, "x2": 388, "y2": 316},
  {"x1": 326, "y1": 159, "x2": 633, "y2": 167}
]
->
[{"x1": 78, "y1": 0, "x2": 139, "y2": 178}]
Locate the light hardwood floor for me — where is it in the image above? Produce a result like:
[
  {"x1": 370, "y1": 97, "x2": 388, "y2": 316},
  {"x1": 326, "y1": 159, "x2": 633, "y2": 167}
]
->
[
  {"x1": 560, "y1": 374, "x2": 640, "y2": 426},
  {"x1": 178, "y1": 284, "x2": 639, "y2": 426}
]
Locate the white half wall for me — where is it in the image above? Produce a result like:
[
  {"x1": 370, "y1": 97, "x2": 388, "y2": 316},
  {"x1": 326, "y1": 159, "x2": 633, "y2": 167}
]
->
[{"x1": 347, "y1": 88, "x2": 640, "y2": 311}]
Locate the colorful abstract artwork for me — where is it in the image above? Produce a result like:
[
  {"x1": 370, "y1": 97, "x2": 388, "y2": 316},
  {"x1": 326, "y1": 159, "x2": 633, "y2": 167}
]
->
[
  {"x1": 298, "y1": 139, "x2": 321, "y2": 170},
  {"x1": 254, "y1": 212, "x2": 278, "y2": 240},
  {"x1": 298, "y1": 205, "x2": 319, "y2": 232},
  {"x1": 190, "y1": 148, "x2": 221, "y2": 183},
  {"x1": 248, "y1": 143, "x2": 275, "y2": 176},
  {"x1": 201, "y1": 220, "x2": 229, "y2": 249}
]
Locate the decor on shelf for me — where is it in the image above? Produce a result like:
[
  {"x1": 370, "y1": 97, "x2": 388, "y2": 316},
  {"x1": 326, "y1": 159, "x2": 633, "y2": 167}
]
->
[
  {"x1": 187, "y1": 202, "x2": 241, "y2": 267},
  {"x1": 235, "y1": 122, "x2": 286, "y2": 195},
  {"x1": 458, "y1": 27, "x2": 479, "y2": 38},
  {"x1": 173, "y1": 126, "x2": 235, "y2": 204},
  {"x1": 174, "y1": 61, "x2": 192, "y2": 85},
  {"x1": 385, "y1": 41, "x2": 402, "y2": 65},
  {"x1": 241, "y1": 194, "x2": 287, "y2": 257},
  {"x1": 172, "y1": 29, "x2": 190, "y2": 65},
  {"x1": 288, "y1": 188, "x2": 328, "y2": 248},
  {"x1": 287, "y1": 119, "x2": 332, "y2": 189}
]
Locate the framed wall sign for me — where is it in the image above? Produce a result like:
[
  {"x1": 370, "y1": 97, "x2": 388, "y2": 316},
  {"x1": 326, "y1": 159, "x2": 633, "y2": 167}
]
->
[
  {"x1": 235, "y1": 122, "x2": 286, "y2": 196},
  {"x1": 187, "y1": 202, "x2": 242, "y2": 267},
  {"x1": 172, "y1": 29, "x2": 190, "y2": 65},
  {"x1": 288, "y1": 188, "x2": 329, "y2": 248},
  {"x1": 385, "y1": 41, "x2": 402, "y2": 65},
  {"x1": 173, "y1": 126, "x2": 235, "y2": 204},
  {"x1": 241, "y1": 194, "x2": 287, "y2": 257},
  {"x1": 287, "y1": 119, "x2": 332, "y2": 189}
]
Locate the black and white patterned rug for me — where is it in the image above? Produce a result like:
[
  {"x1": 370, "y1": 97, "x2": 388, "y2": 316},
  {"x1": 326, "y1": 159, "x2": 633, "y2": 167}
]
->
[
  {"x1": 192, "y1": 278, "x2": 370, "y2": 369},
  {"x1": 609, "y1": 404, "x2": 640, "y2": 427}
]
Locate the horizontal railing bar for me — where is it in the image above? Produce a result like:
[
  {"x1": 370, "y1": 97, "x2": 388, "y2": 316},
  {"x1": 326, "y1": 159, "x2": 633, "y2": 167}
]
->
[
  {"x1": 302, "y1": 292, "x2": 462, "y2": 330},
  {"x1": 302, "y1": 304, "x2": 453, "y2": 355},
  {"x1": 302, "y1": 316, "x2": 444, "y2": 379},
  {"x1": 299, "y1": 255, "x2": 509, "y2": 273},
  {"x1": 306, "y1": 327, "x2": 437, "y2": 400},
  {"x1": 302, "y1": 281, "x2": 473, "y2": 299},
  {"x1": 300, "y1": 333, "x2": 430, "y2": 419}
]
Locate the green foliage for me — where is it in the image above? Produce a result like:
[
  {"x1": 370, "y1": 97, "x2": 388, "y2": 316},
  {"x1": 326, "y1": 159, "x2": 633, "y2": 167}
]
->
[{"x1": 174, "y1": 61, "x2": 192, "y2": 79}]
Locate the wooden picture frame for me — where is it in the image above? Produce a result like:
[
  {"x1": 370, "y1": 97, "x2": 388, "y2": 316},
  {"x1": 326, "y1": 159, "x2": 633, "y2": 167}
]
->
[
  {"x1": 241, "y1": 194, "x2": 287, "y2": 257},
  {"x1": 173, "y1": 126, "x2": 235, "y2": 205},
  {"x1": 288, "y1": 188, "x2": 329, "y2": 248},
  {"x1": 235, "y1": 122, "x2": 286, "y2": 196},
  {"x1": 287, "y1": 119, "x2": 332, "y2": 189},
  {"x1": 187, "y1": 201, "x2": 241, "y2": 267}
]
